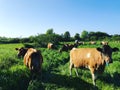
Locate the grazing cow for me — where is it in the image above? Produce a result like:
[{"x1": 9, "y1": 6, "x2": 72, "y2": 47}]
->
[
  {"x1": 59, "y1": 43, "x2": 78, "y2": 52},
  {"x1": 69, "y1": 45, "x2": 119, "y2": 86},
  {"x1": 78, "y1": 41, "x2": 85, "y2": 45},
  {"x1": 100, "y1": 41, "x2": 108, "y2": 45},
  {"x1": 75, "y1": 40, "x2": 79, "y2": 44},
  {"x1": 47, "y1": 43, "x2": 54, "y2": 49},
  {"x1": 75, "y1": 40, "x2": 84, "y2": 45},
  {"x1": 15, "y1": 47, "x2": 28, "y2": 57},
  {"x1": 59, "y1": 44, "x2": 69, "y2": 52},
  {"x1": 89, "y1": 41, "x2": 96, "y2": 45},
  {"x1": 68, "y1": 44, "x2": 77, "y2": 50},
  {"x1": 15, "y1": 47, "x2": 43, "y2": 74}
]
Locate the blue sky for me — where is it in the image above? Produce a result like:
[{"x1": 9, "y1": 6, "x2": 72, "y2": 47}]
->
[{"x1": 0, "y1": 0, "x2": 120, "y2": 38}]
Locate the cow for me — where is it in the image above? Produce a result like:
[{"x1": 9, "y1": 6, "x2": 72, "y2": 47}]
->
[
  {"x1": 100, "y1": 41, "x2": 108, "y2": 45},
  {"x1": 68, "y1": 44, "x2": 77, "y2": 50},
  {"x1": 47, "y1": 43, "x2": 54, "y2": 49},
  {"x1": 15, "y1": 47, "x2": 28, "y2": 57},
  {"x1": 59, "y1": 44, "x2": 69, "y2": 52},
  {"x1": 69, "y1": 45, "x2": 119, "y2": 86},
  {"x1": 89, "y1": 41, "x2": 96, "y2": 45},
  {"x1": 78, "y1": 41, "x2": 85, "y2": 45},
  {"x1": 59, "y1": 43, "x2": 78, "y2": 52},
  {"x1": 75, "y1": 40, "x2": 84, "y2": 45},
  {"x1": 15, "y1": 47, "x2": 43, "y2": 76}
]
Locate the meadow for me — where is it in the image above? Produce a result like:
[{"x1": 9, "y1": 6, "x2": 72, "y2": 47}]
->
[{"x1": 0, "y1": 42, "x2": 120, "y2": 90}]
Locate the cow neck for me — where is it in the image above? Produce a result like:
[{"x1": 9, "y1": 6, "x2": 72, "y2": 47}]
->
[
  {"x1": 23, "y1": 49, "x2": 28, "y2": 57},
  {"x1": 100, "y1": 53, "x2": 106, "y2": 65}
]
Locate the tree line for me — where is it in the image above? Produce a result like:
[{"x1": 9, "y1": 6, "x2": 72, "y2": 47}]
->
[{"x1": 0, "y1": 29, "x2": 120, "y2": 46}]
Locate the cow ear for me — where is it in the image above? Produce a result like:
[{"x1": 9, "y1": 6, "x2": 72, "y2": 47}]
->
[
  {"x1": 37, "y1": 50, "x2": 41, "y2": 53},
  {"x1": 15, "y1": 48, "x2": 19, "y2": 51},
  {"x1": 112, "y1": 47, "x2": 119, "y2": 52},
  {"x1": 96, "y1": 47, "x2": 103, "y2": 52}
]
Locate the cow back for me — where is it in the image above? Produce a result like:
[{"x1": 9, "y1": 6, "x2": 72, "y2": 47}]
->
[
  {"x1": 31, "y1": 50, "x2": 43, "y2": 73},
  {"x1": 70, "y1": 48, "x2": 103, "y2": 68},
  {"x1": 24, "y1": 48, "x2": 36, "y2": 66},
  {"x1": 24, "y1": 48, "x2": 43, "y2": 73}
]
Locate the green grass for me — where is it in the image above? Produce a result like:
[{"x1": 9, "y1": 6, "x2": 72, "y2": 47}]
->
[{"x1": 0, "y1": 42, "x2": 120, "y2": 90}]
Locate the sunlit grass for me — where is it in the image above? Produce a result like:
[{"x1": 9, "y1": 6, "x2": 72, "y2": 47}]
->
[{"x1": 0, "y1": 42, "x2": 120, "y2": 90}]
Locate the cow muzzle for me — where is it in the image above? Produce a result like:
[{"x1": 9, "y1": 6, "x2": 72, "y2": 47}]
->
[
  {"x1": 18, "y1": 54, "x2": 21, "y2": 58},
  {"x1": 109, "y1": 58, "x2": 113, "y2": 63},
  {"x1": 105, "y1": 58, "x2": 113, "y2": 66}
]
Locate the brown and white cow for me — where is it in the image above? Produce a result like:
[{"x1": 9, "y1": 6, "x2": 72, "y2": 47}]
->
[
  {"x1": 89, "y1": 41, "x2": 96, "y2": 45},
  {"x1": 47, "y1": 43, "x2": 54, "y2": 49},
  {"x1": 100, "y1": 41, "x2": 108, "y2": 45},
  {"x1": 59, "y1": 44, "x2": 69, "y2": 52},
  {"x1": 69, "y1": 45, "x2": 119, "y2": 86},
  {"x1": 59, "y1": 43, "x2": 78, "y2": 52},
  {"x1": 15, "y1": 47, "x2": 43, "y2": 74}
]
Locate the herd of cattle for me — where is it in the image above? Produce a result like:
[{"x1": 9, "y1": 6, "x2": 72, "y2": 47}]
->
[
  {"x1": 48, "y1": 41, "x2": 109, "y2": 52},
  {"x1": 15, "y1": 41, "x2": 119, "y2": 86}
]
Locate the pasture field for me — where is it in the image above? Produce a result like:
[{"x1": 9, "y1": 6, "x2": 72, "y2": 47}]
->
[{"x1": 0, "y1": 42, "x2": 120, "y2": 90}]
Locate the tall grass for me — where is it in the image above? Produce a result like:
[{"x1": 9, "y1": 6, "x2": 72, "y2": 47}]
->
[
  {"x1": 0, "y1": 44, "x2": 30, "y2": 90},
  {"x1": 0, "y1": 42, "x2": 120, "y2": 90}
]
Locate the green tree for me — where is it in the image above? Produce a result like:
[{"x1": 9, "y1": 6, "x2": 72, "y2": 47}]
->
[
  {"x1": 88, "y1": 31, "x2": 110, "y2": 40},
  {"x1": 74, "y1": 33, "x2": 80, "y2": 40},
  {"x1": 80, "y1": 30, "x2": 89, "y2": 40},
  {"x1": 29, "y1": 35, "x2": 35, "y2": 43},
  {"x1": 34, "y1": 33, "x2": 61, "y2": 47},
  {"x1": 112, "y1": 34, "x2": 120, "y2": 41},
  {"x1": 88, "y1": 32, "x2": 97, "y2": 40},
  {"x1": 63, "y1": 31, "x2": 71, "y2": 41},
  {"x1": 46, "y1": 28, "x2": 54, "y2": 34}
]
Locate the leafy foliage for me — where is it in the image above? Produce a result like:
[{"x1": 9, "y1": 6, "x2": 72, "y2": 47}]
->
[
  {"x1": 88, "y1": 31, "x2": 111, "y2": 41},
  {"x1": 33, "y1": 33, "x2": 62, "y2": 48},
  {"x1": 0, "y1": 42, "x2": 120, "y2": 90},
  {"x1": 80, "y1": 30, "x2": 89, "y2": 40},
  {"x1": 74, "y1": 33, "x2": 81, "y2": 40},
  {"x1": 46, "y1": 28, "x2": 54, "y2": 35},
  {"x1": 63, "y1": 31, "x2": 71, "y2": 41},
  {"x1": 0, "y1": 30, "x2": 120, "y2": 44}
]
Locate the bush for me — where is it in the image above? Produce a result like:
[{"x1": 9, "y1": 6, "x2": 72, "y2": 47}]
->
[
  {"x1": 23, "y1": 43, "x2": 35, "y2": 48},
  {"x1": 33, "y1": 34, "x2": 62, "y2": 48},
  {"x1": 0, "y1": 56, "x2": 19, "y2": 70},
  {"x1": 0, "y1": 65, "x2": 30, "y2": 90}
]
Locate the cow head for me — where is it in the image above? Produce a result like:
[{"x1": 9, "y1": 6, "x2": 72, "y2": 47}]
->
[
  {"x1": 59, "y1": 44, "x2": 69, "y2": 52},
  {"x1": 15, "y1": 47, "x2": 28, "y2": 57},
  {"x1": 97, "y1": 45, "x2": 119, "y2": 65}
]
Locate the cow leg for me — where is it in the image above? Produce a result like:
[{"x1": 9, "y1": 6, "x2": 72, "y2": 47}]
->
[
  {"x1": 69, "y1": 60, "x2": 73, "y2": 76},
  {"x1": 74, "y1": 67, "x2": 79, "y2": 77},
  {"x1": 91, "y1": 73, "x2": 97, "y2": 86},
  {"x1": 89, "y1": 68, "x2": 97, "y2": 86}
]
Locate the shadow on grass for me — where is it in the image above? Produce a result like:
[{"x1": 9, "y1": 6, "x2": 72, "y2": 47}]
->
[
  {"x1": 99, "y1": 72, "x2": 120, "y2": 87},
  {"x1": 0, "y1": 70, "x2": 30, "y2": 90},
  {"x1": 41, "y1": 71, "x2": 98, "y2": 90}
]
